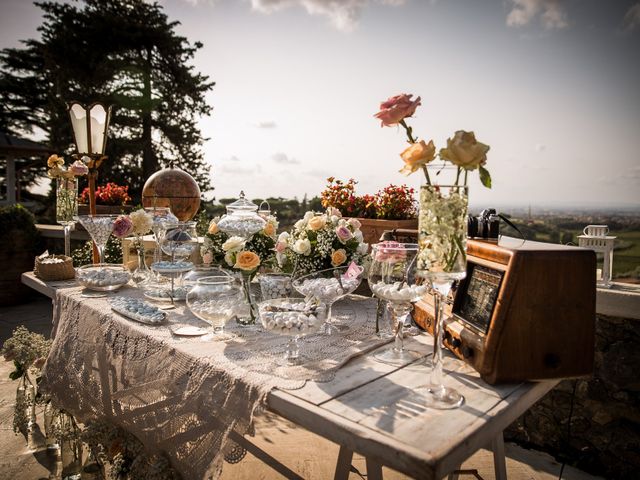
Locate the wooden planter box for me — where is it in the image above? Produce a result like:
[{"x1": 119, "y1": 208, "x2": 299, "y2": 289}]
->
[{"x1": 354, "y1": 218, "x2": 418, "y2": 246}]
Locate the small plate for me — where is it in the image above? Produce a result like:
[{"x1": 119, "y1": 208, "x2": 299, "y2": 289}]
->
[{"x1": 171, "y1": 325, "x2": 209, "y2": 336}]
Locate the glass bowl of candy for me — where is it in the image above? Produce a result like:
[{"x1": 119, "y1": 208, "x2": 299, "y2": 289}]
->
[
  {"x1": 258, "y1": 298, "x2": 323, "y2": 365},
  {"x1": 258, "y1": 272, "x2": 294, "y2": 300},
  {"x1": 76, "y1": 264, "x2": 131, "y2": 292},
  {"x1": 292, "y1": 264, "x2": 364, "y2": 334}
]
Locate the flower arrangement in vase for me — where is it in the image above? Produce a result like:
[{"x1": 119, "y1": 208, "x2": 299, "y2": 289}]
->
[
  {"x1": 200, "y1": 214, "x2": 278, "y2": 324},
  {"x1": 111, "y1": 209, "x2": 154, "y2": 285},
  {"x1": 275, "y1": 208, "x2": 369, "y2": 277}
]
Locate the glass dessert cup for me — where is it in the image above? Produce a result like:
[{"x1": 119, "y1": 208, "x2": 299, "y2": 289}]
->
[
  {"x1": 144, "y1": 206, "x2": 179, "y2": 268},
  {"x1": 76, "y1": 263, "x2": 131, "y2": 297},
  {"x1": 186, "y1": 276, "x2": 241, "y2": 340},
  {"x1": 292, "y1": 265, "x2": 363, "y2": 335},
  {"x1": 75, "y1": 214, "x2": 117, "y2": 265},
  {"x1": 368, "y1": 242, "x2": 428, "y2": 366},
  {"x1": 258, "y1": 297, "x2": 323, "y2": 366},
  {"x1": 416, "y1": 183, "x2": 468, "y2": 410}
]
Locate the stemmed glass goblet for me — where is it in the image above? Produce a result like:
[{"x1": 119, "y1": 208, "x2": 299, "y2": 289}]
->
[
  {"x1": 187, "y1": 276, "x2": 241, "y2": 340},
  {"x1": 292, "y1": 264, "x2": 363, "y2": 335},
  {"x1": 368, "y1": 242, "x2": 428, "y2": 365},
  {"x1": 144, "y1": 206, "x2": 178, "y2": 280},
  {"x1": 75, "y1": 214, "x2": 117, "y2": 265}
]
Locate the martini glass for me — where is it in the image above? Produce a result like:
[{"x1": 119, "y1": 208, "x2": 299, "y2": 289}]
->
[
  {"x1": 368, "y1": 242, "x2": 428, "y2": 366},
  {"x1": 75, "y1": 215, "x2": 117, "y2": 265},
  {"x1": 144, "y1": 206, "x2": 178, "y2": 277}
]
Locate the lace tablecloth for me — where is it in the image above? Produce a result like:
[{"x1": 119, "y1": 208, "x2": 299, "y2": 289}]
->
[{"x1": 40, "y1": 284, "x2": 389, "y2": 479}]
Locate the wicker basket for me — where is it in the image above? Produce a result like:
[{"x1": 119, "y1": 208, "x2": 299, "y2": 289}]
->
[{"x1": 34, "y1": 255, "x2": 75, "y2": 281}]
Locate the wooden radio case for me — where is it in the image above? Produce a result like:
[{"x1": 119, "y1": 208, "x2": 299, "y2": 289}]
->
[{"x1": 413, "y1": 236, "x2": 596, "y2": 384}]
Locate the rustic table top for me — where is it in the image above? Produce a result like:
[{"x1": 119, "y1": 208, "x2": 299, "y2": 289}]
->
[{"x1": 22, "y1": 271, "x2": 558, "y2": 479}]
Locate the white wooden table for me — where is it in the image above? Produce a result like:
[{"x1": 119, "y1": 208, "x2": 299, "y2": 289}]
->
[{"x1": 22, "y1": 272, "x2": 558, "y2": 480}]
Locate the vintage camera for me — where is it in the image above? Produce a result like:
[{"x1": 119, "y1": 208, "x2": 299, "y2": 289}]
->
[{"x1": 467, "y1": 208, "x2": 500, "y2": 241}]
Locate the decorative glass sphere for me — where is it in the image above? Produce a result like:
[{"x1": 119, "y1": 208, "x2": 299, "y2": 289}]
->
[{"x1": 142, "y1": 168, "x2": 201, "y2": 221}]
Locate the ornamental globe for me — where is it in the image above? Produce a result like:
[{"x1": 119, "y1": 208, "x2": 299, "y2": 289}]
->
[{"x1": 142, "y1": 168, "x2": 201, "y2": 221}]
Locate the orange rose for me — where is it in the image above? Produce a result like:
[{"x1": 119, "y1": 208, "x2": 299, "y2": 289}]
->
[
  {"x1": 208, "y1": 220, "x2": 219, "y2": 235},
  {"x1": 263, "y1": 222, "x2": 276, "y2": 237},
  {"x1": 399, "y1": 140, "x2": 436, "y2": 175},
  {"x1": 234, "y1": 251, "x2": 261, "y2": 271},
  {"x1": 308, "y1": 215, "x2": 327, "y2": 231},
  {"x1": 331, "y1": 249, "x2": 347, "y2": 267}
]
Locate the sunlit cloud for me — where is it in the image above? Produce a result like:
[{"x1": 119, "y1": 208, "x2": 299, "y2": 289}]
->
[
  {"x1": 255, "y1": 120, "x2": 277, "y2": 129},
  {"x1": 219, "y1": 164, "x2": 255, "y2": 174},
  {"x1": 249, "y1": 0, "x2": 405, "y2": 32},
  {"x1": 506, "y1": 0, "x2": 568, "y2": 30},
  {"x1": 272, "y1": 152, "x2": 299, "y2": 164},
  {"x1": 622, "y1": 3, "x2": 640, "y2": 32}
]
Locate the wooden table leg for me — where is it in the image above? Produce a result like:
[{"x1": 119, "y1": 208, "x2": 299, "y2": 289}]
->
[
  {"x1": 491, "y1": 432, "x2": 507, "y2": 480},
  {"x1": 446, "y1": 465, "x2": 461, "y2": 480},
  {"x1": 366, "y1": 457, "x2": 384, "y2": 480},
  {"x1": 334, "y1": 445, "x2": 354, "y2": 480}
]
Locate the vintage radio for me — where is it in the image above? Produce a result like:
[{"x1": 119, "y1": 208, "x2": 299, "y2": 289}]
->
[{"x1": 413, "y1": 236, "x2": 596, "y2": 384}]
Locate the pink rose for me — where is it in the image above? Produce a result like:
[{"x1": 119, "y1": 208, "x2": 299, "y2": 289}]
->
[
  {"x1": 112, "y1": 215, "x2": 134, "y2": 238},
  {"x1": 69, "y1": 160, "x2": 89, "y2": 176},
  {"x1": 374, "y1": 94, "x2": 421, "y2": 127},
  {"x1": 202, "y1": 252, "x2": 213, "y2": 264},
  {"x1": 347, "y1": 218, "x2": 361, "y2": 230},
  {"x1": 274, "y1": 240, "x2": 287, "y2": 253},
  {"x1": 374, "y1": 241, "x2": 407, "y2": 263},
  {"x1": 336, "y1": 226, "x2": 353, "y2": 243},
  {"x1": 327, "y1": 207, "x2": 342, "y2": 218}
]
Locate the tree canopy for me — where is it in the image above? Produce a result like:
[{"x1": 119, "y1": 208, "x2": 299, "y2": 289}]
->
[{"x1": 0, "y1": 0, "x2": 215, "y2": 201}]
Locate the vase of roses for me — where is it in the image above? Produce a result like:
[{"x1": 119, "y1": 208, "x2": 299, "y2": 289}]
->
[
  {"x1": 275, "y1": 208, "x2": 369, "y2": 277},
  {"x1": 201, "y1": 214, "x2": 278, "y2": 325},
  {"x1": 47, "y1": 154, "x2": 89, "y2": 257},
  {"x1": 375, "y1": 93, "x2": 491, "y2": 409}
]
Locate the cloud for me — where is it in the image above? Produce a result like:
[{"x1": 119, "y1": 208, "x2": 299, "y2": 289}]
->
[
  {"x1": 226, "y1": 155, "x2": 241, "y2": 162},
  {"x1": 622, "y1": 3, "x2": 640, "y2": 32},
  {"x1": 304, "y1": 168, "x2": 333, "y2": 178},
  {"x1": 219, "y1": 164, "x2": 254, "y2": 174},
  {"x1": 534, "y1": 143, "x2": 546, "y2": 152},
  {"x1": 255, "y1": 120, "x2": 277, "y2": 129},
  {"x1": 249, "y1": 0, "x2": 405, "y2": 32},
  {"x1": 506, "y1": 0, "x2": 568, "y2": 30},
  {"x1": 272, "y1": 152, "x2": 300, "y2": 164}
]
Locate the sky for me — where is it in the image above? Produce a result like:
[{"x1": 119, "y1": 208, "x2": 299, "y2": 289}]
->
[{"x1": 1, "y1": 0, "x2": 640, "y2": 209}]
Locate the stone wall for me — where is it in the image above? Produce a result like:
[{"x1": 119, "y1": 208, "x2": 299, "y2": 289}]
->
[{"x1": 505, "y1": 311, "x2": 640, "y2": 479}]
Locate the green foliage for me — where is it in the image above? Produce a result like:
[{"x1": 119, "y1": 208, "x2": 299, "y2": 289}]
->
[
  {"x1": 0, "y1": 204, "x2": 42, "y2": 253},
  {"x1": 72, "y1": 236, "x2": 123, "y2": 266},
  {"x1": 0, "y1": 0, "x2": 215, "y2": 201}
]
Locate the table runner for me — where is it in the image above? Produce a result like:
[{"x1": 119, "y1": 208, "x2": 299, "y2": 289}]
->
[{"x1": 40, "y1": 285, "x2": 387, "y2": 478}]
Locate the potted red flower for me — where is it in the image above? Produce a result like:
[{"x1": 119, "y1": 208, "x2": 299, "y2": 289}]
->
[{"x1": 78, "y1": 182, "x2": 133, "y2": 215}]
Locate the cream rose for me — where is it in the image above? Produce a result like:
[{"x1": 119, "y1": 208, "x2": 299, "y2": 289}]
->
[
  {"x1": 208, "y1": 220, "x2": 219, "y2": 235},
  {"x1": 222, "y1": 236, "x2": 245, "y2": 252},
  {"x1": 399, "y1": 140, "x2": 436, "y2": 175},
  {"x1": 331, "y1": 249, "x2": 347, "y2": 267},
  {"x1": 439, "y1": 131, "x2": 489, "y2": 171},
  {"x1": 234, "y1": 251, "x2": 261, "y2": 271},
  {"x1": 293, "y1": 239, "x2": 311, "y2": 256},
  {"x1": 130, "y1": 209, "x2": 154, "y2": 235},
  {"x1": 47, "y1": 154, "x2": 64, "y2": 168},
  {"x1": 308, "y1": 215, "x2": 327, "y2": 231}
]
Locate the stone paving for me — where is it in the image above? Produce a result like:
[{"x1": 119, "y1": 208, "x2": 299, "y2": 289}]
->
[{"x1": 0, "y1": 294, "x2": 601, "y2": 479}]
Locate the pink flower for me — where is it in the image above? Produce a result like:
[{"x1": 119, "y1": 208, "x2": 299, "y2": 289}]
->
[
  {"x1": 374, "y1": 241, "x2": 407, "y2": 263},
  {"x1": 374, "y1": 94, "x2": 421, "y2": 127},
  {"x1": 347, "y1": 218, "x2": 361, "y2": 230},
  {"x1": 336, "y1": 226, "x2": 353, "y2": 243},
  {"x1": 69, "y1": 160, "x2": 88, "y2": 176},
  {"x1": 112, "y1": 215, "x2": 134, "y2": 238},
  {"x1": 274, "y1": 240, "x2": 287, "y2": 253},
  {"x1": 202, "y1": 252, "x2": 213, "y2": 264}
]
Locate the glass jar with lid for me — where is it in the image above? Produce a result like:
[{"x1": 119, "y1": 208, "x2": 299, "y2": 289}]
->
[{"x1": 217, "y1": 191, "x2": 266, "y2": 239}]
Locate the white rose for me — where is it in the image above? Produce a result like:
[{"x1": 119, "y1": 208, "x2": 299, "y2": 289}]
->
[
  {"x1": 294, "y1": 219, "x2": 306, "y2": 230},
  {"x1": 354, "y1": 230, "x2": 364, "y2": 243},
  {"x1": 277, "y1": 231, "x2": 290, "y2": 242},
  {"x1": 303, "y1": 211, "x2": 315, "y2": 221},
  {"x1": 222, "y1": 236, "x2": 245, "y2": 252},
  {"x1": 357, "y1": 242, "x2": 369, "y2": 255},
  {"x1": 293, "y1": 239, "x2": 311, "y2": 256},
  {"x1": 224, "y1": 251, "x2": 235, "y2": 266}
]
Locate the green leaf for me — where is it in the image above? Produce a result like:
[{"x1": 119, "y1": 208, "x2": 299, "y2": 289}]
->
[{"x1": 479, "y1": 166, "x2": 492, "y2": 189}]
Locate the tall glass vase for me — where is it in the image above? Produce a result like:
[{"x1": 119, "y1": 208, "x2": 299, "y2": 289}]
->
[
  {"x1": 131, "y1": 234, "x2": 152, "y2": 286},
  {"x1": 417, "y1": 183, "x2": 468, "y2": 409},
  {"x1": 236, "y1": 272, "x2": 258, "y2": 326},
  {"x1": 56, "y1": 177, "x2": 78, "y2": 257}
]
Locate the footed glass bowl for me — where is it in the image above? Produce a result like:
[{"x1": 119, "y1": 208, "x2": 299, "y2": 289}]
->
[{"x1": 76, "y1": 264, "x2": 131, "y2": 292}]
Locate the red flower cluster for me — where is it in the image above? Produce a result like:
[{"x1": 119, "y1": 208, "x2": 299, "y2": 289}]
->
[
  {"x1": 80, "y1": 182, "x2": 131, "y2": 206},
  {"x1": 320, "y1": 178, "x2": 416, "y2": 220}
]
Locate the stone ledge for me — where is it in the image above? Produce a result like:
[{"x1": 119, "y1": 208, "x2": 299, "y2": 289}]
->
[{"x1": 596, "y1": 282, "x2": 640, "y2": 320}]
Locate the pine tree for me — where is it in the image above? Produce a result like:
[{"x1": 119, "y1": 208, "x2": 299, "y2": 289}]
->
[{"x1": 0, "y1": 0, "x2": 215, "y2": 201}]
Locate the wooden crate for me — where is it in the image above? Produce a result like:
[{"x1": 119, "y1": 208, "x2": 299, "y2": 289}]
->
[{"x1": 121, "y1": 235, "x2": 204, "y2": 268}]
